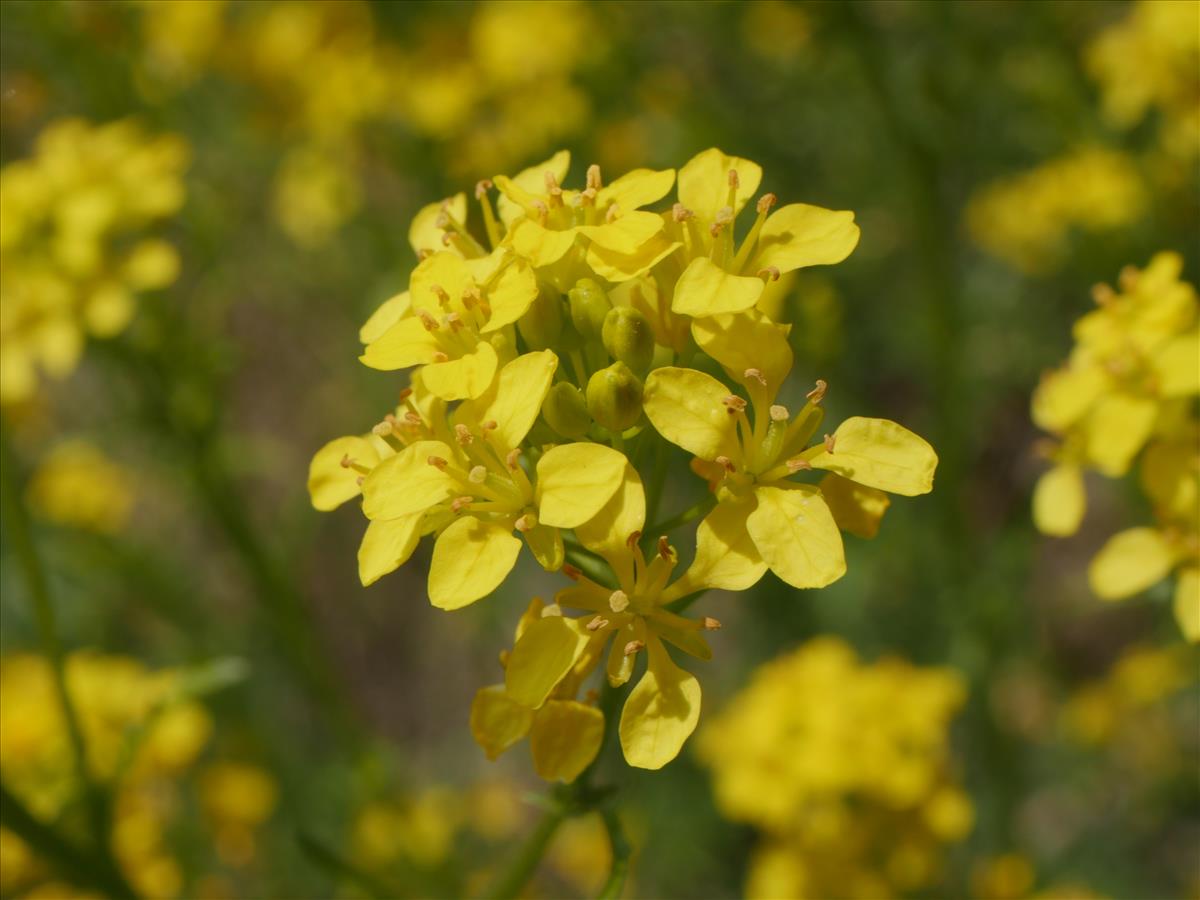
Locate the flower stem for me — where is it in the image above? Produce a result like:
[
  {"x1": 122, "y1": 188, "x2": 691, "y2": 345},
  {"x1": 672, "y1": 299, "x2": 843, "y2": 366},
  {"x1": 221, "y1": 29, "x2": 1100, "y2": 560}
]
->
[
  {"x1": 597, "y1": 807, "x2": 631, "y2": 900},
  {"x1": 645, "y1": 494, "x2": 717, "y2": 539},
  {"x1": 483, "y1": 799, "x2": 569, "y2": 900}
]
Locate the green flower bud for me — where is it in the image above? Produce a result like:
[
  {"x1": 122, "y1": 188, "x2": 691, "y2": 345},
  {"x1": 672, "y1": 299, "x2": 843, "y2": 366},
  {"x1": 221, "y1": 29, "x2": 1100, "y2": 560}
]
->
[
  {"x1": 601, "y1": 306, "x2": 654, "y2": 374},
  {"x1": 568, "y1": 278, "x2": 611, "y2": 341},
  {"x1": 586, "y1": 361, "x2": 643, "y2": 433},
  {"x1": 542, "y1": 382, "x2": 592, "y2": 439},
  {"x1": 517, "y1": 283, "x2": 564, "y2": 350}
]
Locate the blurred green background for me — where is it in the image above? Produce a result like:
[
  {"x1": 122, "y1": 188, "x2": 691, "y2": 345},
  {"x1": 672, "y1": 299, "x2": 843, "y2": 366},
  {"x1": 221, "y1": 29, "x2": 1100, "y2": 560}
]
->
[{"x1": 0, "y1": 1, "x2": 1197, "y2": 898}]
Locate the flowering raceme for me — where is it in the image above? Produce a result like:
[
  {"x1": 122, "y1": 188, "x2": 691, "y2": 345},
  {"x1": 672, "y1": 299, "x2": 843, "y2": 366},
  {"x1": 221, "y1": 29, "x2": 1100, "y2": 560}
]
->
[
  {"x1": 311, "y1": 148, "x2": 939, "y2": 774},
  {"x1": 1031, "y1": 253, "x2": 1199, "y2": 641}
]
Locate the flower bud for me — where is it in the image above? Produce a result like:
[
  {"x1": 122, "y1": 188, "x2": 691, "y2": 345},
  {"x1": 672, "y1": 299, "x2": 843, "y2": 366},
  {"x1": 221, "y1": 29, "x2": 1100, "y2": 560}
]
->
[
  {"x1": 568, "y1": 278, "x2": 611, "y2": 341},
  {"x1": 517, "y1": 283, "x2": 563, "y2": 350},
  {"x1": 586, "y1": 361, "x2": 643, "y2": 433},
  {"x1": 601, "y1": 306, "x2": 654, "y2": 374},
  {"x1": 542, "y1": 382, "x2": 592, "y2": 439}
]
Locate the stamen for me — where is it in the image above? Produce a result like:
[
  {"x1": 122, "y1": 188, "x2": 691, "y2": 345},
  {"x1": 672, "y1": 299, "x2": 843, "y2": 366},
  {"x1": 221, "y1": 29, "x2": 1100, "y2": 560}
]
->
[
  {"x1": 722, "y1": 394, "x2": 748, "y2": 414},
  {"x1": 756, "y1": 193, "x2": 777, "y2": 214},
  {"x1": 450, "y1": 496, "x2": 473, "y2": 513},
  {"x1": 475, "y1": 179, "x2": 493, "y2": 199},
  {"x1": 532, "y1": 199, "x2": 549, "y2": 224},
  {"x1": 505, "y1": 448, "x2": 521, "y2": 471},
  {"x1": 514, "y1": 513, "x2": 537, "y2": 532},
  {"x1": 625, "y1": 531, "x2": 642, "y2": 550},
  {"x1": 728, "y1": 169, "x2": 740, "y2": 190},
  {"x1": 481, "y1": 420, "x2": 498, "y2": 433},
  {"x1": 714, "y1": 455, "x2": 737, "y2": 473},
  {"x1": 623, "y1": 640, "x2": 645, "y2": 657},
  {"x1": 806, "y1": 379, "x2": 827, "y2": 404},
  {"x1": 609, "y1": 590, "x2": 630, "y2": 613},
  {"x1": 709, "y1": 205, "x2": 734, "y2": 238},
  {"x1": 444, "y1": 312, "x2": 463, "y2": 331},
  {"x1": 371, "y1": 421, "x2": 393, "y2": 437},
  {"x1": 469, "y1": 465, "x2": 488, "y2": 484},
  {"x1": 417, "y1": 248, "x2": 434, "y2": 261},
  {"x1": 580, "y1": 187, "x2": 597, "y2": 206},
  {"x1": 455, "y1": 424, "x2": 473, "y2": 445},
  {"x1": 398, "y1": 387, "x2": 414, "y2": 402},
  {"x1": 786, "y1": 457, "x2": 813, "y2": 472},
  {"x1": 427, "y1": 456, "x2": 449, "y2": 470},
  {"x1": 403, "y1": 411, "x2": 423, "y2": 426},
  {"x1": 461, "y1": 285, "x2": 482, "y2": 310},
  {"x1": 744, "y1": 368, "x2": 767, "y2": 386},
  {"x1": 540, "y1": 603, "x2": 563, "y2": 618},
  {"x1": 605, "y1": 202, "x2": 621, "y2": 224},
  {"x1": 823, "y1": 433, "x2": 836, "y2": 453},
  {"x1": 757, "y1": 266, "x2": 781, "y2": 282},
  {"x1": 431, "y1": 351, "x2": 449, "y2": 363},
  {"x1": 769, "y1": 404, "x2": 790, "y2": 422},
  {"x1": 657, "y1": 536, "x2": 673, "y2": 560},
  {"x1": 586, "y1": 616, "x2": 609, "y2": 632},
  {"x1": 586, "y1": 164, "x2": 602, "y2": 191},
  {"x1": 430, "y1": 284, "x2": 451, "y2": 308},
  {"x1": 339, "y1": 454, "x2": 354, "y2": 469},
  {"x1": 672, "y1": 203, "x2": 695, "y2": 223},
  {"x1": 701, "y1": 617, "x2": 722, "y2": 630},
  {"x1": 563, "y1": 563, "x2": 582, "y2": 581},
  {"x1": 417, "y1": 310, "x2": 439, "y2": 331}
]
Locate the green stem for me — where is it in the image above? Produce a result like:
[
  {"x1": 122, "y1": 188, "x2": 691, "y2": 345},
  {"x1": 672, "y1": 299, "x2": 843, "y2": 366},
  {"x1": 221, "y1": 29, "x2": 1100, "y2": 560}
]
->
[
  {"x1": 596, "y1": 807, "x2": 631, "y2": 900},
  {"x1": 297, "y1": 831, "x2": 406, "y2": 900},
  {"x1": 483, "y1": 800, "x2": 569, "y2": 900},
  {"x1": 645, "y1": 494, "x2": 716, "y2": 539}
]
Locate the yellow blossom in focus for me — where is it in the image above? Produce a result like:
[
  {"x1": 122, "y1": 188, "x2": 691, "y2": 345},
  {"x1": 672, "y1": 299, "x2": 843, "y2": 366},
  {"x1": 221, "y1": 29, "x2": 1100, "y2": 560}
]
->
[{"x1": 25, "y1": 440, "x2": 135, "y2": 534}]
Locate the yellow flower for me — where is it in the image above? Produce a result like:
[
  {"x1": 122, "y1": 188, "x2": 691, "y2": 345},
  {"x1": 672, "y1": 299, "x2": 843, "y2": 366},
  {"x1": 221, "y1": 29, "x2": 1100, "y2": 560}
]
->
[
  {"x1": 25, "y1": 441, "x2": 135, "y2": 534},
  {"x1": 644, "y1": 310, "x2": 937, "y2": 589}
]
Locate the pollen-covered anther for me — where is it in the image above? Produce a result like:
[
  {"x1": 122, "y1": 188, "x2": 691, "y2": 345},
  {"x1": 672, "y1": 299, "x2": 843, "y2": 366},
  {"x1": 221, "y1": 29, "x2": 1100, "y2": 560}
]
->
[
  {"x1": 757, "y1": 266, "x2": 781, "y2": 282},
  {"x1": 474, "y1": 178, "x2": 493, "y2": 199},
  {"x1": 468, "y1": 465, "x2": 488, "y2": 484},
  {"x1": 505, "y1": 448, "x2": 522, "y2": 471},
  {"x1": 431, "y1": 351, "x2": 449, "y2": 363},
  {"x1": 744, "y1": 367, "x2": 767, "y2": 386},
  {"x1": 403, "y1": 411, "x2": 423, "y2": 427},
  {"x1": 710, "y1": 205, "x2": 734, "y2": 237},
  {"x1": 609, "y1": 590, "x2": 630, "y2": 613},
  {"x1": 623, "y1": 639, "x2": 646, "y2": 657},
  {"x1": 443, "y1": 312, "x2": 463, "y2": 331},
  {"x1": 450, "y1": 496, "x2": 473, "y2": 513},
  {"x1": 586, "y1": 616, "x2": 609, "y2": 632},
  {"x1": 672, "y1": 203, "x2": 695, "y2": 223},
  {"x1": 806, "y1": 379, "x2": 828, "y2": 403},
  {"x1": 625, "y1": 530, "x2": 642, "y2": 549},
  {"x1": 371, "y1": 421, "x2": 392, "y2": 437},
  {"x1": 715, "y1": 455, "x2": 737, "y2": 474},
  {"x1": 580, "y1": 187, "x2": 597, "y2": 206},
  {"x1": 454, "y1": 424, "x2": 473, "y2": 445},
  {"x1": 339, "y1": 454, "x2": 355, "y2": 469},
  {"x1": 657, "y1": 536, "x2": 674, "y2": 560},
  {"x1": 701, "y1": 617, "x2": 722, "y2": 631},
  {"x1": 786, "y1": 457, "x2": 812, "y2": 472},
  {"x1": 417, "y1": 248, "x2": 434, "y2": 261},
  {"x1": 728, "y1": 169, "x2": 740, "y2": 189},
  {"x1": 769, "y1": 404, "x2": 790, "y2": 422},
  {"x1": 532, "y1": 199, "x2": 549, "y2": 224},
  {"x1": 514, "y1": 513, "x2": 537, "y2": 532},
  {"x1": 427, "y1": 455, "x2": 449, "y2": 471},
  {"x1": 461, "y1": 285, "x2": 482, "y2": 309},
  {"x1": 417, "y1": 310, "x2": 439, "y2": 331},
  {"x1": 398, "y1": 387, "x2": 414, "y2": 401},
  {"x1": 430, "y1": 284, "x2": 451, "y2": 308},
  {"x1": 481, "y1": 420, "x2": 499, "y2": 432},
  {"x1": 544, "y1": 170, "x2": 562, "y2": 196},
  {"x1": 823, "y1": 433, "x2": 837, "y2": 453},
  {"x1": 540, "y1": 603, "x2": 563, "y2": 618},
  {"x1": 586, "y1": 164, "x2": 602, "y2": 192},
  {"x1": 563, "y1": 563, "x2": 582, "y2": 581},
  {"x1": 605, "y1": 202, "x2": 622, "y2": 223},
  {"x1": 756, "y1": 192, "x2": 778, "y2": 214},
  {"x1": 722, "y1": 394, "x2": 748, "y2": 414}
]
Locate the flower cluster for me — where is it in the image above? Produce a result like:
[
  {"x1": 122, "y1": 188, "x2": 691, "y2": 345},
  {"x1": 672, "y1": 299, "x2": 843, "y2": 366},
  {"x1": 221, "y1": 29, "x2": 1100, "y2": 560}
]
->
[
  {"x1": 1031, "y1": 253, "x2": 1199, "y2": 641},
  {"x1": 25, "y1": 440, "x2": 135, "y2": 535},
  {"x1": 0, "y1": 652, "x2": 275, "y2": 899},
  {"x1": 310, "y1": 148, "x2": 938, "y2": 775},
  {"x1": 965, "y1": 147, "x2": 1145, "y2": 274},
  {"x1": 0, "y1": 118, "x2": 188, "y2": 406},
  {"x1": 698, "y1": 637, "x2": 973, "y2": 899}
]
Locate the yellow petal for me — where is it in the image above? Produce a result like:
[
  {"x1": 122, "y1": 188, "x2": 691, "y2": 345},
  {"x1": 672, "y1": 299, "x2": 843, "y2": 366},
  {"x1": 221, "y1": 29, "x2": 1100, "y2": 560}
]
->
[
  {"x1": 1031, "y1": 365, "x2": 1106, "y2": 433},
  {"x1": 643, "y1": 367, "x2": 739, "y2": 461},
  {"x1": 506, "y1": 615, "x2": 591, "y2": 708},
  {"x1": 480, "y1": 258, "x2": 538, "y2": 332},
  {"x1": 671, "y1": 257, "x2": 764, "y2": 317},
  {"x1": 359, "y1": 291, "x2": 411, "y2": 345},
  {"x1": 690, "y1": 309, "x2": 793, "y2": 396},
  {"x1": 529, "y1": 701, "x2": 605, "y2": 782},
  {"x1": 619, "y1": 637, "x2": 701, "y2": 770},
  {"x1": 819, "y1": 472, "x2": 891, "y2": 540},
  {"x1": 670, "y1": 499, "x2": 766, "y2": 595},
  {"x1": 496, "y1": 150, "x2": 570, "y2": 225},
  {"x1": 1140, "y1": 439, "x2": 1199, "y2": 522},
  {"x1": 1152, "y1": 330, "x2": 1200, "y2": 397},
  {"x1": 810, "y1": 417, "x2": 938, "y2": 496},
  {"x1": 1174, "y1": 568, "x2": 1200, "y2": 643},
  {"x1": 456, "y1": 350, "x2": 557, "y2": 450},
  {"x1": 1084, "y1": 392, "x2": 1157, "y2": 476},
  {"x1": 747, "y1": 485, "x2": 846, "y2": 589},
  {"x1": 409, "y1": 193, "x2": 467, "y2": 256},
  {"x1": 421, "y1": 340, "x2": 499, "y2": 401},
  {"x1": 647, "y1": 609, "x2": 712, "y2": 660},
  {"x1": 578, "y1": 211, "x2": 663, "y2": 255},
  {"x1": 535, "y1": 443, "x2": 627, "y2": 529},
  {"x1": 428, "y1": 516, "x2": 523, "y2": 610},
  {"x1": 361, "y1": 440, "x2": 456, "y2": 520},
  {"x1": 573, "y1": 464, "x2": 645, "y2": 581},
  {"x1": 470, "y1": 685, "x2": 534, "y2": 760},
  {"x1": 1088, "y1": 527, "x2": 1176, "y2": 600},
  {"x1": 507, "y1": 216, "x2": 578, "y2": 268},
  {"x1": 586, "y1": 231, "x2": 680, "y2": 283},
  {"x1": 677, "y1": 148, "x2": 762, "y2": 219},
  {"x1": 524, "y1": 523, "x2": 564, "y2": 571},
  {"x1": 308, "y1": 436, "x2": 380, "y2": 511},
  {"x1": 360, "y1": 316, "x2": 441, "y2": 370},
  {"x1": 751, "y1": 203, "x2": 860, "y2": 273},
  {"x1": 1032, "y1": 464, "x2": 1085, "y2": 537},
  {"x1": 358, "y1": 515, "x2": 422, "y2": 587},
  {"x1": 597, "y1": 168, "x2": 676, "y2": 212}
]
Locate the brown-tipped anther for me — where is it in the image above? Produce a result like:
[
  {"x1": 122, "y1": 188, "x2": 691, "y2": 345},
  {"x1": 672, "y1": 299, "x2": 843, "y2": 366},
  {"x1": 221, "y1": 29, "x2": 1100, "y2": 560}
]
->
[
  {"x1": 786, "y1": 457, "x2": 813, "y2": 472},
  {"x1": 563, "y1": 563, "x2": 582, "y2": 581},
  {"x1": 481, "y1": 420, "x2": 498, "y2": 432},
  {"x1": 403, "y1": 410, "x2": 423, "y2": 426},
  {"x1": 657, "y1": 536, "x2": 673, "y2": 560},
  {"x1": 744, "y1": 367, "x2": 767, "y2": 386},
  {"x1": 605, "y1": 202, "x2": 621, "y2": 223},
  {"x1": 356, "y1": 475, "x2": 365, "y2": 486},
  {"x1": 715, "y1": 455, "x2": 737, "y2": 474},
  {"x1": 461, "y1": 285, "x2": 482, "y2": 309},
  {"x1": 540, "y1": 603, "x2": 563, "y2": 618},
  {"x1": 722, "y1": 394, "x2": 748, "y2": 413},
  {"x1": 455, "y1": 424, "x2": 473, "y2": 445},
  {"x1": 340, "y1": 454, "x2": 354, "y2": 469},
  {"x1": 544, "y1": 170, "x2": 561, "y2": 194},
  {"x1": 532, "y1": 199, "x2": 549, "y2": 224},
  {"x1": 499, "y1": 649, "x2": 510, "y2": 668},
  {"x1": 430, "y1": 284, "x2": 451, "y2": 307},
  {"x1": 431, "y1": 351, "x2": 449, "y2": 363},
  {"x1": 806, "y1": 379, "x2": 827, "y2": 403},
  {"x1": 769, "y1": 404, "x2": 790, "y2": 422},
  {"x1": 756, "y1": 192, "x2": 778, "y2": 214},
  {"x1": 701, "y1": 616, "x2": 722, "y2": 631},
  {"x1": 468, "y1": 465, "x2": 488, "y2": 484},
  {"x1": 625, "y1": 530, "x2": 642, "y2": 549},
  {"x1": 1091, "y1": 283, "x2": 1116, "y2": 306},
  {"x1": 417, "y1": 310, "x2": 439, "y2": 331},
  {"x1": 586, "y1": 164, "x2": 602, "y2": 191},
  {"x1": 580, "y1": 187, "x2": 597, "y2": 206},
  {"x1": 444, "y1": 312, "x2": 463, "y2": 331},
  {"x1": 710, "y1": 205, "x2": 735, "y2": 237},
  {"x1": 586, "y1": 616, "x2": 609, "y2": 632},
  {"x1": 608, "y1": 590, "x2": 630, "y2": 613},
  {"x1": 417, "y1": 248, "x2": 434, "y2": 261},
  {"x1": 427, "y1": 456, "x2": 449, "y2": 471},
  {"x1": 475, "y1": 179, "x2": 493, "y2": 199},
  {"x1": 728, "y1": 169, "x2": 740, "y2": 189},
  {"x1": 672, "y1": 203, "x2": 695, "y2": 223},
  {"x1": 623, "y1": 640, "x2": 645, "y2": 657},
  {"x1": 398, "y1": 387, "x2": 414, "y2": 401},
  {"x1": 505, "y1": 448, "x2": 521, "y2": 471},
  {"x1": 371, "y1": 421, "x2": 392, "y2": 437},
  {"x1": 823, "y1": 433, "x2": 836, "y2": 453},
  {"x1": 514, "y1": 513, "x2": 537, "y2": 532},
  {"x1": 450, "y1": 496, "x2": 474, "y2": 513},
  {"x1": 757, "y1": 266, "x2": 781, "y2": 282}
]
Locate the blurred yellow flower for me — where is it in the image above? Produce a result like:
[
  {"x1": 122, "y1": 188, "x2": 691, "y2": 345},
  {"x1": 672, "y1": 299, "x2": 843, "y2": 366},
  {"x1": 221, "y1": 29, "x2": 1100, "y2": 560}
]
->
[{"x1": 25, "y1": 440, "x2": 135, "y2": 534}]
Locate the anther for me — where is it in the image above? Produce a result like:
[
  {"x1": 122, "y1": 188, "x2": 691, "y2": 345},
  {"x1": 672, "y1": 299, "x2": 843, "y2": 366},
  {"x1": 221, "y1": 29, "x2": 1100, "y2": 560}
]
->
[
  {"x1": 609, "y1": 590, "x2": 630, "y2": 613},
  {"x1": 672, "y1": 203, "x2": 694, "y2": 223},
  {"x1": 786, "y1": 457, "x2": 813, "y2": 472},
  {"x1": 657, "y1": 536, "x2": 673, "y2": 560},
  {"x1": 398, "y1": 387, "x2": 414, "y2": 401},
  {"x1": 514, "y1": 513, "x2": 537, "y2": 532},
  {"x1": 722, "y1": 394, "x2": 748, "y2": 413},
  {"x1": 431, "y1": 351, "x2": 449, "y2": 363},
  {"x1": 769, "y1": 404, "x2": 790, "y2": 422},
  {"x1": 605, "y1": 202, "x2": 621, "y2": 223},
  {"x1": 625, "y1": 531, "x2": 642, "y2": 549},
  {"x1": 474, "y1": 179, "x2": 493, "y2": 199},
  {"x1": 806, "y1": 379, "x2": 827, "y2": 404},
  {"x1": 481, "y1": 420, "x2": 498, "y2": 432},
  {"x1": 532, "y1": 199, "x2": 549, "y2": 224},
  {"x1": 823, "y1": 433, "x2": 836, "y2": 453},
  {"x1": 461, "y1": 285, "x2": 482, "y2": 309},
  {"x1": 469, "y1": 465, "x2": 488, "y2": 484},
  {"x1": 371, "y1": 421, "x2": 392, "y2": 437},
  {"x1": 586, "y1": 616, "x2": 609, "y2": 632},
  {"x1": 339, "y1": 454, "x2": 355, "y2": 469},
  {"x1": 540, "y1": 603, "x2": 563, "y2": 618},
  {"x1": 563, "y1": 563, "x2": 582, "y2": 581},
  {"x1": 757, "y1": 266, "x2": 781, "y2": 282},
  {"x1": 543, "y1": 170, "x2": 561, "y2": 195},
  {"x1": 444, "y1": 312, "x2": 463, "y2": 331},
  {"x1": 417, "y1": 248, "x2": 434, "y2": 261},
  {"x1": 715, "y1": 455, "x2": 737, "y2": 473},
  {"x1": 580, "y1": 187, "x2": 597, "y2": 206},
  {"x1": 417, "y1": 310, "x2": 439, "y2": 331},
  {"x1": 356, "y1": 475, "x2": 365, "y2": 486},
  {"x1": 756, "y1": 193, "x2": 777, "y2": 214},
  {"x1": 701, "y1": 617, "x2": 722, "y2": 631},
  {"x1": 727, "y1": 169, "x2": 740, "y2": 189},
  {"x1": 427, "y1": 456, "x2": 449, "y2": 470},
  {"x1": 586, "y1": 164, "x2": 602, "y2": 192},
  {"x1": 435, "y1": 211, "x2": 450, "y2": 230},
  {"x1": 403, "y1": 411, "x2": 423, "y2": 426},
  {"x1": 450, "y1": 496, "x2": 473, "y2": 513},
  {"x1": 430, "y1": 284, "x2": 451, "y2": 308},
  {"x1": 505, "y1": 448, "x2": 522, "y2": 471},
  {"x1": 455, "y1": 424, "x2": 473, "y2": 445},
  {"x1": 744, "y1": 368, "x2": 767, "y2": 386},
  {"x1": 623, "y1": 640, "x2": 645, "y2": 657}
]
